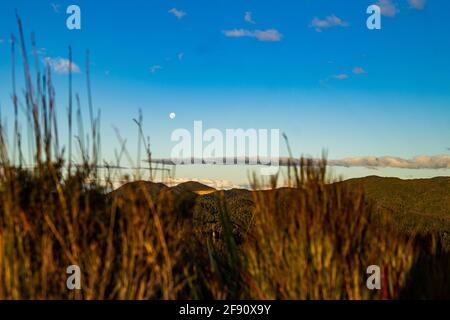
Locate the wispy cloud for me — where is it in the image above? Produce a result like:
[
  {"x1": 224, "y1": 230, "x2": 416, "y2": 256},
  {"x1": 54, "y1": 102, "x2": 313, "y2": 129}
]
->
[
  {"x1": 244, "y1": 11, "x2": 256, "y2": 24},
  {"x1": 223, "y1": 28, "x2": 283, "y2": 42},
  {"x1": 253, "y1": 29, "x2": 282, "y2": 41},
  {"x1": 376, "y1": 0, "x2": 399, "y2": 17},
  {"x1": 223, "y1": 29, "x2": 248, "y2": 37},
  {"x1": 311, "y1": 15, "x2": 349, "y2": 32},
  {"x1": 322, "y1": 66, "x2": 366, "y2": 84},
  {"x1": 352, "y1": 67, "x2": 367, "y2": 75},
  {"x1": 168, "y1": 8, "x2": 186, "y2": 19},
  {"x1": 333, "y1": 74, "x2": 349, "y2": 80},
  {"x1": 45, "y1": 57, "x2": 80, "y2": 74},
  {"x1": 150, "y1": 65, "x2": 163, "y2": 73},
  {"x1": 177, "y1": 52, "x2": 184, "y2": 61},
  {"x1": 408, "y1": 0, "x2": 426, "y2": 10}
]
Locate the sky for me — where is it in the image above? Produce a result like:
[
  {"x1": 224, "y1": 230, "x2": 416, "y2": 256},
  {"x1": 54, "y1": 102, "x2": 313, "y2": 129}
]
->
[{"x1": 0, "y1": 0, "x2": 449, "y2": 187}]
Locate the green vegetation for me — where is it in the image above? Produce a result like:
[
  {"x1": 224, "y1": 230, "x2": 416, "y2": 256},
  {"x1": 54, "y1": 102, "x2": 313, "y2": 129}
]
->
[{"x1": 342, "y1": 176, "x2": 450, "y2": 241}]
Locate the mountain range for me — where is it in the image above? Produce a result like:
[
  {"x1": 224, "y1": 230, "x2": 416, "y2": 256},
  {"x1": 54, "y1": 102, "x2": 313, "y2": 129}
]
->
[{"x1": 110, "y1": 176, "x2": 450, "y2": 243}]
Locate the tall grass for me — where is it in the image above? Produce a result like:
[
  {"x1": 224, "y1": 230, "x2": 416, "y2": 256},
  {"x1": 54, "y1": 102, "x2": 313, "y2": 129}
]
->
[
  {"x1": 243, "y1": 160, "x2": 415, "y2": 299},
  {"x1": 0, "y1": 13, "x2": 448, "y2": 299},
  {"x1": 0, "y1": 13, "x2": 189, "y2": 299}
]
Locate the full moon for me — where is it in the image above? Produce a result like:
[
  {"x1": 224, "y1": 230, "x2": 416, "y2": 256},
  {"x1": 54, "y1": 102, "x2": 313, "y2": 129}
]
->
[{"x1": 169, "y1": 112, "x2": 176, "y2": 119}]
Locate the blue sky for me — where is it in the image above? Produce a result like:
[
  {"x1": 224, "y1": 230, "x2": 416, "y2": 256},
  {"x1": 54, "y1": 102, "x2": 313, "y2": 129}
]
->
[{"x1": 0, "y1": 0, "x2": 449, "y2": 186}]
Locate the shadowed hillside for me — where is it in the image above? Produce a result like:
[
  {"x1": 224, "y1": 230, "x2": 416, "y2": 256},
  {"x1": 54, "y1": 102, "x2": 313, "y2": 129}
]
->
[
  {"x1": 340, "y1": 176, "x2": 450, "y2": 239},
  {"x1": 171, "y1": 181, "x2": 216, "y2": 195},
  {"x1": 109, "y1": 176, "x2": 450, "y2": 249}
]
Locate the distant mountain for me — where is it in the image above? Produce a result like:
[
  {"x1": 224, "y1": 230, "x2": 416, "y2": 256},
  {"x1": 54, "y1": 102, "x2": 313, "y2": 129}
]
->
[
  {"x1": 110, "y1": 181, "x2": 216, "y2": 198},
  {"x1": 109, "y1": 176, "x2": 450, "y2": 239},
  {"x1": 340, "y1": 176, "x2": 450, "y2": 234},
  {"x1": 110, "y1": 181, "x2": 169, "y2": 199},
  {"x1": 171, "y1": 181, "x2": 216, "y2": 195}
]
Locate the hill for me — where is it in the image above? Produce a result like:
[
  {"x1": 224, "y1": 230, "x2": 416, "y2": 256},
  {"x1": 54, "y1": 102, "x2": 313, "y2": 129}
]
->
[
  {"x1": 110, "y1": 181, "x2": 169, "y2": 199},
  {"x1": 340, "y1": 176, "x2": 450, "y2": 235},
  {"x1": 193, "y1": 176, "x2": 450, "y2": 243},
  {"x1": 171, "y1": 181, "x2": 216, "y2": 195},
  {"x1": 108, "y1": 176, "x2": 449, "y2": 243}
]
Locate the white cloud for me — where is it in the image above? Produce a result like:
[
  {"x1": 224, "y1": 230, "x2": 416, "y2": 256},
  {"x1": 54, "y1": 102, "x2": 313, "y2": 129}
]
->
[
  {"x1": 149, "y1": 154, "x2": 450, "y2": 170},
  {"x1": 376, "y1": 0, "x2": 399, "y2": 17},
  {"x1": 323, "y1": 67, "x2": 366, "y2": 83},
  {"x1": 253, "y1": 29, "x2": 282, "y2": 41},
  {"x1": 311, "y1": 15, "x2": 349, "y2": 32},
  {"x1": 150, "y1": 65, "x2": 162, "y2": 73},
  {"x1": 408, "y1": 0, "x2": 426, "y2": 10},
  {"x1": 328, "y1": 155, "x2": 450, "y2": 169},
  {"x1": 352, "y1": 67, "x2": 367, "y2": 75},
  {"x1": 276, "y1": 155, "x2": 450, "y2": 169},
  {"x1": 223, "y1": 29, "x2": 249, "y2": 37},
  {"x1": 45, "y1": 57, "x2": 80, "y2": 74},
  {"x1": 333, "y1": 74, "x2": 349, "y2": 80},
  {"x1": 168, "y1": 8, "x2": 186, "y2": 19},
  {"x1": 244, "y1": 11, "x2": 255, "y2": 24},
  {"x1": 223, "y1": 28, "x2": 282, "y2": 42}
]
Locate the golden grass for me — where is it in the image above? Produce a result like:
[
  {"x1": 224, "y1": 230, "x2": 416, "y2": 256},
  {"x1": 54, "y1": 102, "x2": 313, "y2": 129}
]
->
[{"x1": 242, "y1": 161, "x2": 416, "y2": 299}]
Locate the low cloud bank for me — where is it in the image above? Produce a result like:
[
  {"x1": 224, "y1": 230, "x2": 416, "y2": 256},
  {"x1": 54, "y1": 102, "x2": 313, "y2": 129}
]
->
[
  {"x1": 149, "y1": 155, "x2": 450, "y2": 170},
  {"x1": 327, "y1": 155, "x2": 450, "y2": 169}
]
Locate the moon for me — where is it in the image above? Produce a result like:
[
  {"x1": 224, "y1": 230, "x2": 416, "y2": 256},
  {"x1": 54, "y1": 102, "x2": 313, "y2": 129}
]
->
[{"x1": 169, "y1": 112, "x2": 176, "y2": 119}]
